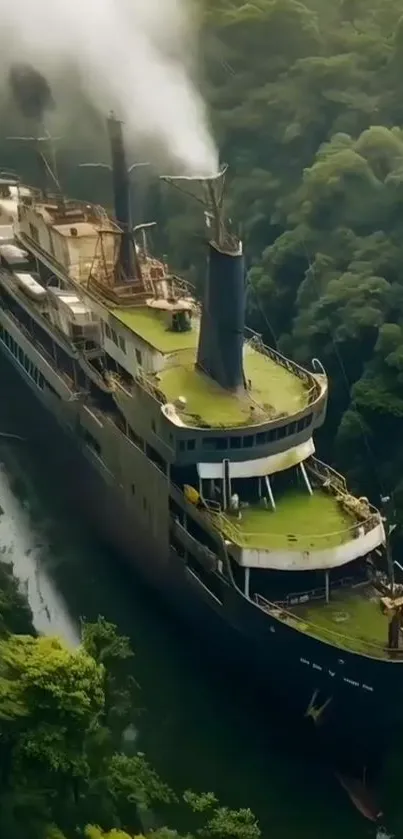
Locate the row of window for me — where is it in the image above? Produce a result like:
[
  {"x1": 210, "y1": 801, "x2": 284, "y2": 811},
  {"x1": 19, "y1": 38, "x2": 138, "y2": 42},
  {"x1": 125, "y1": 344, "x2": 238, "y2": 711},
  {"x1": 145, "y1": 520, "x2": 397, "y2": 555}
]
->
[
  {"x1": 169, "y1": 524, "x2": 224, "y2": 604},
  {"x1": 126, "y1": 424, "x2": 167, "y2": 474},
  {"x1": 81, "y1": 428, "x2": 102, "y2": 458},
  {"x1": 0, "y1": 323, "x2": 46, "y2": 390},
  {"x1": 104, "y1": 321, "x2": 126, "y2": 353},
  {"x1": 178, "y1": 413, "x2": 313, "y2": 454},
  {"x1": 103, "y1": 321, "x2": 144, "y2": 367}
]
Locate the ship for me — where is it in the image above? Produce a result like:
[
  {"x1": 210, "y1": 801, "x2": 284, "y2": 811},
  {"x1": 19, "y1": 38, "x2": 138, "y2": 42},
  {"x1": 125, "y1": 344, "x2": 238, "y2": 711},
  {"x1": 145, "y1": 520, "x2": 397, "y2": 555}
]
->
[{"x1": 0, "y1": 109, "x2": 402, "y2": 775}]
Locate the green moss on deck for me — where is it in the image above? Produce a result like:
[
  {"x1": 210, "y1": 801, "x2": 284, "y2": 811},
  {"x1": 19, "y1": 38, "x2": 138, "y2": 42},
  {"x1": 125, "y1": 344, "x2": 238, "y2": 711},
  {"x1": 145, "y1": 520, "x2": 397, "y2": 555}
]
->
[
  {"x1": 243, "y1": 347, "x2": 308, "y2": 417},
  {"x1": 111, "y1": 305, "x2": 310, "y2": 427},
  {"x1": 292, "y1": 588, "x2": 389, "y2": 657},
  {"x1": 159, "y1": 346, "x2": 309, "y2": 428},
  {"x1": 112, "y1": 307, "x2": 199, "y2": 353},
  {"x1": 211, "y1": 490, "x2": 355, "y2": 550}
]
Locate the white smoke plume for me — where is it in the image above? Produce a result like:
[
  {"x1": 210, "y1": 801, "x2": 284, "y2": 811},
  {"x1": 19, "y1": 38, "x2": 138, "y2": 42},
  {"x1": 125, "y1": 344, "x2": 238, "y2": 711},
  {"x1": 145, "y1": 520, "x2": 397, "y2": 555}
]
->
[{"x1": 0, "y1": 0, "x2": 218, "y2": 176}]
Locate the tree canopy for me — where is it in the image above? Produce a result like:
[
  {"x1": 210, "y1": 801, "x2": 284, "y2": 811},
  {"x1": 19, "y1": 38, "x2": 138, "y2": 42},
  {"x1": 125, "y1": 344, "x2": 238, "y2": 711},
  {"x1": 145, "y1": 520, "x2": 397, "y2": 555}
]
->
[
  {"x1": 0, "y1": 578, "x2": 260, "y2": 839},
  {"x1": 183, "y1": 0, "x2": 403, "y2": 524}
]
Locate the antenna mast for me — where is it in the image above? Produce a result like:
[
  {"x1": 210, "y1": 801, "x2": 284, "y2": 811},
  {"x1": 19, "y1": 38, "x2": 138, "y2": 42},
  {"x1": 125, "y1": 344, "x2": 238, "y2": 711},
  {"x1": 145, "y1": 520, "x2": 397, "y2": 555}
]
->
[
  {"x1": 162, "y1": 165, "x2": 246, "y2": 393},
  {"x1": 7, "y1": 132, "x2": 62, "y2": 197},
  {"x1": 161, "y1": 165, "x2": 236, "y2": 251}
]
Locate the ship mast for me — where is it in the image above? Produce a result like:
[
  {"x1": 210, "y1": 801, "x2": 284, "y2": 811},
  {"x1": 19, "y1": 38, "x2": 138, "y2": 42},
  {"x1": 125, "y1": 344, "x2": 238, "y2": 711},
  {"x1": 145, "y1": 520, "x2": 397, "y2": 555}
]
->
[
  {"x1": 162, "y1": 167, "x2": 246, "y2": 393},
  {"x1": 6, "y1": 132, "x2": 61, "y2": 199}
]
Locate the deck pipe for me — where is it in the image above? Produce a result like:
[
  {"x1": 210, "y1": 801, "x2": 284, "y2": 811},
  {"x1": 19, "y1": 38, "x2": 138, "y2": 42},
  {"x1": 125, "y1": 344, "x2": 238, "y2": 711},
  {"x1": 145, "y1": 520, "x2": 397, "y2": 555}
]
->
[{"x1": 196, "y1": 238, "x2": 246, "y2": 392}]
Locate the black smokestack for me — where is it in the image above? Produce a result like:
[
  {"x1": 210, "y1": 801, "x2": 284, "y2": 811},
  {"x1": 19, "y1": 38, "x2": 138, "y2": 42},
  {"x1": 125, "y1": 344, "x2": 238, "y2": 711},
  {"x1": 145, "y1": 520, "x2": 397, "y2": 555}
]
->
[
  {"x1": 9, "y1": 63, "x2": 54, "y2": 123},
  {"x1": 197, "y1": 236, "x2": 246, "y2": 392},
  {"x1": 107, "y1": 113, "x2": 136, "y2": 280}
]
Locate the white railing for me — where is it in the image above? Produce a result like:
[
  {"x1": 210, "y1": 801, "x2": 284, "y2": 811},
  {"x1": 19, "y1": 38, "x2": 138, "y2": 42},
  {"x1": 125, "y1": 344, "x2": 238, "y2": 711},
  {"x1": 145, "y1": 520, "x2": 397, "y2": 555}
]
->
[{"x1": 245, "y1": 331, "x2": 322, "y2": 406}]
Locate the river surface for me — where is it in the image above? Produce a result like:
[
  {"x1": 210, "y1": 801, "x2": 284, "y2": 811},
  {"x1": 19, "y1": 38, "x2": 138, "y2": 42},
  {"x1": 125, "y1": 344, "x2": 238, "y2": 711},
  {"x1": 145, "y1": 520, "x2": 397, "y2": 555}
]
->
[{"x1": 0, "y1": 358, "x2": 395, "y2": 838}]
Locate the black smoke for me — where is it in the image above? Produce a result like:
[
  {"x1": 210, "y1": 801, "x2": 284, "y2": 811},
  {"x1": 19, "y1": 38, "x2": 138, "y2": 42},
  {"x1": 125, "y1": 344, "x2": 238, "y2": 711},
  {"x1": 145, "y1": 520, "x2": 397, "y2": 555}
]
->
[{"x1": 8, "y1": 63, "x2": 55, "y2": 122}]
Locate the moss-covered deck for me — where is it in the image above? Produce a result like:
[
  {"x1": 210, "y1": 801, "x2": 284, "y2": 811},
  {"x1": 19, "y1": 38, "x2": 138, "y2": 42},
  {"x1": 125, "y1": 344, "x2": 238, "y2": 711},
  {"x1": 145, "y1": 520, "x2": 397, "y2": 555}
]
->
[
  {"x1": 290, "y1": 587, "x2": 390, "y2": 657},
  {"x1": 158, "y1": 345, "x2": 309, "y2": 428},
  {"x1": 209, "y1": 489, "x2": 356, "y2": 551},
  {"x1": 112, "y1": 307, "x2": 199, "y2": 353}
]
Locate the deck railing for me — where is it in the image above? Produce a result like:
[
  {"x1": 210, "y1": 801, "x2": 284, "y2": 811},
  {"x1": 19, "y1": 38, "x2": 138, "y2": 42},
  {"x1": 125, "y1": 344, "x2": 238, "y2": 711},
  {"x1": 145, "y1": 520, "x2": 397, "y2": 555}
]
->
[
  {"x1": 3, "y1": 308, "x2": 80, "y2": 396},
  {"x1": 205, "y1": 505, "x2": 381, "y2": 552},
  {"x1": 307, "y1": 457, "x2": 347, "y2": 494},
  {"x1": 245, "y1": 331, "x2": 322, "y2": 406},
  {"x1": 279, "y1": 575, "x2": 367, "y2": 607},
  {"x1": 254, "y1": 593, "x2": 403, "y2": 660}
]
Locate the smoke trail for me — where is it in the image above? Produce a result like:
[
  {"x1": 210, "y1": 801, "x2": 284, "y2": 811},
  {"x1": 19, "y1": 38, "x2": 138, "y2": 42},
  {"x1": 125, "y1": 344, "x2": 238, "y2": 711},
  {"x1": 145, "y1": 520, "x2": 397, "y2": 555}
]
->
[
  {"x1": 9, "y1": 63, "x2": 54, "y2": 122},
  {"x1": 0, "y1": 0, "x2": 218, "y2": 176}
]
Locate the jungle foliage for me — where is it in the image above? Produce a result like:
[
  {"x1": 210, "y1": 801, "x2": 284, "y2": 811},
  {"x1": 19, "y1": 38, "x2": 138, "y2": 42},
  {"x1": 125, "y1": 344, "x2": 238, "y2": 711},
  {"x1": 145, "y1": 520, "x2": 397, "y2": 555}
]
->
[
  {"x1": 0, "y1": 575, "x2": 260, "y2": 839},
  {"x1": 187, "y1": 0, "x2": 403, "y2": 523}
]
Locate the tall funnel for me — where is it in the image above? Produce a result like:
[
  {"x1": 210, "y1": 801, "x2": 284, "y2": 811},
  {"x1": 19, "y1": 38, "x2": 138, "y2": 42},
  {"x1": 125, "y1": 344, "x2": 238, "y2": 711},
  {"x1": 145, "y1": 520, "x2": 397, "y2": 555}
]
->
[
  {"x1": 197, "y1": 236, "x2": 245, "y2": 391},
  {"x1": 161, "y1": 167, "x2": 246, "y2": 392},
  {"x1": 107, "y1": 113, "x2": 135, "y2": 279}
]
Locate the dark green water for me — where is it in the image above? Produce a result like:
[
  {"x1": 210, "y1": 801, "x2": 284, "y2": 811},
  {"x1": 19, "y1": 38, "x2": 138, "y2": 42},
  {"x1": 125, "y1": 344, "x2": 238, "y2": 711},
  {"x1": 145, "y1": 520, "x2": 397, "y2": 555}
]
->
[{"x1": 0, "y1": 363, "x2": 394, "y2": 838}]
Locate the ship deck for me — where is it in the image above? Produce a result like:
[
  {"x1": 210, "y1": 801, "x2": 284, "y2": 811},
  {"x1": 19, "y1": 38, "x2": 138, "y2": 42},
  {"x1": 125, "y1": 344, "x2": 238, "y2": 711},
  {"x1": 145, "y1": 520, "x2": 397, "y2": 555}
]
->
[
  {"x1": 112, "y1": 306, "x2": 199, "y2": 353},
  {"x1": 207, "y1": 489, "x2": 356, "y2": 550},
  {"x1": 111, "y1": 307, "x2": 311, "y2": 428},
  {"x1": 158, "y1": 345, "x2": 309, "y2": 428},
  {"x1": 290, "y1": 587, "x2": 390, "y2": 658}
]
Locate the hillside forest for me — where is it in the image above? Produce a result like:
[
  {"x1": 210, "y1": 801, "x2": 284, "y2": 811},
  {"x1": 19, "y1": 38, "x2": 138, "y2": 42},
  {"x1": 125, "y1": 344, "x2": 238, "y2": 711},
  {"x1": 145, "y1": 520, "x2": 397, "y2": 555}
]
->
[
  {"x1": 0, "y1": 559, "x2": 260, "y2": 839},
  {"x1": 192, "y1": 0, "x2": 403, "y2": 532}
]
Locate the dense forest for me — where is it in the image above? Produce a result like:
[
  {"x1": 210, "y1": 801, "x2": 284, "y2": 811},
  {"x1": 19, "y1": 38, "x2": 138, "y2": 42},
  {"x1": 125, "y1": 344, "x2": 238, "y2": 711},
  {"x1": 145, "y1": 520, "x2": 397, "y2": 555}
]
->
[
  {"x1": 188, "y1": 0, "x2": 403, "y2": 530},
  {"x1": 0, "y1": 559, "x2": 260, "y2": 839}
]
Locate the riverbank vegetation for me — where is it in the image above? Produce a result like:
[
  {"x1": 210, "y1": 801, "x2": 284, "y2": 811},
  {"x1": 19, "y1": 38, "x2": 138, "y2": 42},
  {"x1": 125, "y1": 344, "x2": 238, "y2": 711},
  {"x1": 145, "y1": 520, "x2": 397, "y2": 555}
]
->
[{"x1": 0, "y1": 569, "x2": 260, "y2": 839}]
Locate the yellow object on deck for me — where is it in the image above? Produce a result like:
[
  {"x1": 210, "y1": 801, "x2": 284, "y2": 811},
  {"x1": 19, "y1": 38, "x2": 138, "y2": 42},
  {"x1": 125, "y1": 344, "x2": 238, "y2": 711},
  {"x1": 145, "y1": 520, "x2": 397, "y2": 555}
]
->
[{"x1": 184, "y1": 485, "x2": 200, "y2": 506}]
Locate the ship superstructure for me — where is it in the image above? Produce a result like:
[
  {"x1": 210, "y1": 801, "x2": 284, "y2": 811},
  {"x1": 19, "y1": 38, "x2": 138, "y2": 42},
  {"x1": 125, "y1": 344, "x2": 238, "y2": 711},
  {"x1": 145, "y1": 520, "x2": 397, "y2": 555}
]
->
[{"x1": 0, "y1": 114, "x2": 402, "y2": 760}]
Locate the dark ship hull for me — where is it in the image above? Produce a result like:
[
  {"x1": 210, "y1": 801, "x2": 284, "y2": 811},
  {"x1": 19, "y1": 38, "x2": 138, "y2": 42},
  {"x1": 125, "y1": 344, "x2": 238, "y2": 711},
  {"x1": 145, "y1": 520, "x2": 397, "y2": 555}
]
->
[{"x1": 1, "y1": 350, "x2": 402, "y2": 778}]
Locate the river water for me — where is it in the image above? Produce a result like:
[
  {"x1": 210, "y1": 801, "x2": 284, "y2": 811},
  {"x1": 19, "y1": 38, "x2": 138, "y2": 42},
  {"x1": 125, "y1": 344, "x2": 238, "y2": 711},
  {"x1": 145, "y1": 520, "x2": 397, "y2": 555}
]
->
[{"x1": 0, "y1": 357, "x2": 393, "y2": 839}]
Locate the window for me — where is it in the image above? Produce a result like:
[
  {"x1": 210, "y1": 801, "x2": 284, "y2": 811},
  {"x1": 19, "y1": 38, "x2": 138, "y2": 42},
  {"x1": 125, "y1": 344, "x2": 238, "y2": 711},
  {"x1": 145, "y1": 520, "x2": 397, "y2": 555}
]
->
[
  {"x1": 230, "y1": 436, "x2": 241, "y2": 449},
  {"x1": 202, "y1": 436, "x2": 227, "y2": 450},
  {"x1": 135, "y1": 348, "x2": 142, "y2": 366},
  {"x1": 128, "y1": 426, "x2": 143, "y2": 450},
  {"x1": 29, "y1": 222, "x2": 39, "y2": 243},
  {"x1": 82, "y1": 429, "x2": 102, "y2": 457},
  {"x1": 299, "y1": 413, "x2": 312, "y2": 430},
  {"x1": 131, "y1": 483, "x2": 136, "y2": 495},
  {"x1": 105, "y1": 322, "x2": 112, "y2": 340},
  {"x1": 243, "y1": 435, "x2": 254, "y2": 448},
  {"x1": 118, "y1": 336, "x2": 126, "y2": 353},
  {"x1": 186, "y1": 552, "x2": 223, "y2": 604},
  {"x1": 170, "y1": 527, "x2": 186, "y2": 558},
  {"x1": 181, "y1": 439, "x2": 196, "y2": 452},
  {"x1": 146, "y1": 442, "x2": 166, "y2": 474},
  {"x1": 111, "y1": 329, "x2": 118, "y2": 345}
]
